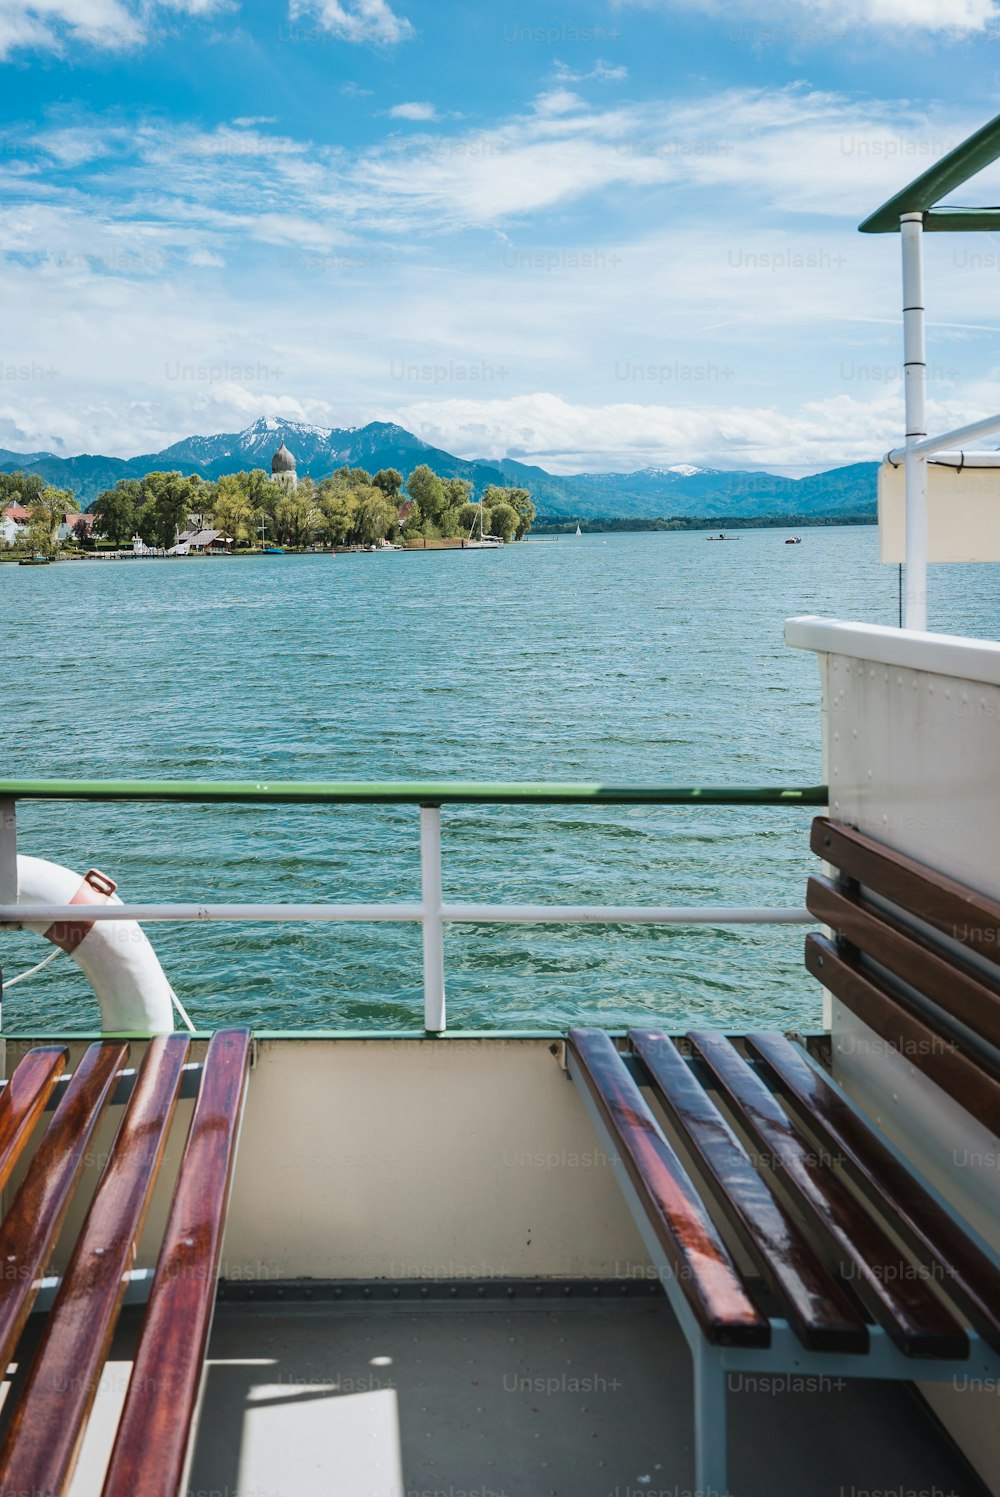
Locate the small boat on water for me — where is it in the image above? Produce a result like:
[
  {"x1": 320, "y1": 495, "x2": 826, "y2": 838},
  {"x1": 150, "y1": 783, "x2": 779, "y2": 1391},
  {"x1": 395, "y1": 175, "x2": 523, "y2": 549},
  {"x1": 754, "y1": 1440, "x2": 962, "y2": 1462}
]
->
[
  {"x1": 785, "y1": 536, "x2": 802, "y2": 544},
  {"x1": 262, "y1": 545, "x2": 284, "y2": 554},
  {"x1": 466, "y1": 493, "x2": 504, "y2": 548},
  {"x1": 575, "y1": 524, "x2": 582, "y2": 536},
  {"x1": 18, "y1": 555, "x2": 51, "y2": 566}
]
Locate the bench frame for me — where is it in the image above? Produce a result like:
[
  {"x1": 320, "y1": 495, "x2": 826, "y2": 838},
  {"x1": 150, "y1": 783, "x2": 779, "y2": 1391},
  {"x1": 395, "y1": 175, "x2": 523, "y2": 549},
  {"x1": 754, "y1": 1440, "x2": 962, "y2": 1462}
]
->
[
  {"x1": 567, "y1": 1040, "x2": 1000, "y2": 1495},
  {"x1": 567, "y1": 816, "x2": 1000, "y2": 1495}
]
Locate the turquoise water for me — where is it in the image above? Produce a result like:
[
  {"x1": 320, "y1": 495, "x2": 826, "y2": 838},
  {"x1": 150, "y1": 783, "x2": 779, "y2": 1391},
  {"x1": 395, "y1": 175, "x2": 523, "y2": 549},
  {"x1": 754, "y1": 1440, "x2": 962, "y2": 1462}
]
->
[{"x1": 3, "y1": 528, "x2": 998, "y2": 1034}]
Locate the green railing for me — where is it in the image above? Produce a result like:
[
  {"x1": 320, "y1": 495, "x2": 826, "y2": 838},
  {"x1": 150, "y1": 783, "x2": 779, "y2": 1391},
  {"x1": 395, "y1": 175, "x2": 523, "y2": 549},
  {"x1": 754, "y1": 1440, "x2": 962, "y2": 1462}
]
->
[{"x1": 0, "y1": 779, "x2": 828, "y2": 806}]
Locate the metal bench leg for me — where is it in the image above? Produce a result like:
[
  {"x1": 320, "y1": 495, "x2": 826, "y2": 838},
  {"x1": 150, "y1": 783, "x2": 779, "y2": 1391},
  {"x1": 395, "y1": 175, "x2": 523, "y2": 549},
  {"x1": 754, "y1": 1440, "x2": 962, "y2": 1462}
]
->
[{"x1": 693, "y1": 1343, "x2": 728, "y2": 1496}]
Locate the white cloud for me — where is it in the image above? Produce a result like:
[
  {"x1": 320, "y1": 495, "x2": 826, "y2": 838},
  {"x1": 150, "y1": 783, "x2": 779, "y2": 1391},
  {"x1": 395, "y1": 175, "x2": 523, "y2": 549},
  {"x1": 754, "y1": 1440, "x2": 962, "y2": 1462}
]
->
[
  {"x1": 287, "y1": 0, "x2": 413, "y2": 44},
  {"x1": 0, "y1": 0, "x2": 143, "y2": 56},
  {"x1": 187, "y1": 247, "x2": 225, "y2": 267},
  {"x1": 232, "y1": 116, "x2": 278, "y2": 128},
  {"x1": 388, "y1": 389, "x2": 978, "y2": 474},
  {"x1": 0, "y1": 0, "x2": 230, "y2": 57},
  {"x1": 533, "y1": 89, "x2": 587, "y2": 117},
  {"x1": 629, "y1": 0, "x2": 999, "y2": 36},
  {"x1": 553, "y1": 59, "x2": 628, "y2": 83},
  {"x1": 387, "y1": 102, "x2": 438, "y2": 122}
]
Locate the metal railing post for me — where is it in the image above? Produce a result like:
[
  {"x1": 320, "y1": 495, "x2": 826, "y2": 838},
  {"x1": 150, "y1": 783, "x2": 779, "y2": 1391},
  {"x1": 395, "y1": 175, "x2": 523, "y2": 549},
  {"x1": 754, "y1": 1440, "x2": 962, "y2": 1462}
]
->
[
  {"x1": 420, "y1": 805, "x2": 446, "y2": 1033},
  {"x1": 901, "y1": 211, "x2": 928, "y2": 630},
  {"x1": 0, "y1": 799, "x2": 17, "y2": 908}
]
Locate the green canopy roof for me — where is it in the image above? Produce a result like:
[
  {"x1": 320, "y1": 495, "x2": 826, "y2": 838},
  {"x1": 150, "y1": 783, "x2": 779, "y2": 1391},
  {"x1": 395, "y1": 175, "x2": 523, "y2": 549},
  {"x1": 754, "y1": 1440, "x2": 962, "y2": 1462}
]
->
[{"x1": 859, "y1": 110, "x2": 1000, "y2": 233}]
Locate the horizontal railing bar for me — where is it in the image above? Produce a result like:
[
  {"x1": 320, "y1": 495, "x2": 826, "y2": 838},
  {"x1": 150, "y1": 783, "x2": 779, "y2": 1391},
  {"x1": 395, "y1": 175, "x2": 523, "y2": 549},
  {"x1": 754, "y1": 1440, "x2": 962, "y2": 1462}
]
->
[
  {"x1": 888, "y1": 413, "x2": 1000, "y2": 463},
  {"x1": 0, "y1": 903, "x2": 814, "y2": 926},
  {"x1": 440, "y1": 904, "x2": 813, "y2": 925},
  {"x1": 2, "y1": 903, "x2": 426, "y2": 924},
  {"x1": 0, "y1": 778, "x2": 828, "y2": 807}
]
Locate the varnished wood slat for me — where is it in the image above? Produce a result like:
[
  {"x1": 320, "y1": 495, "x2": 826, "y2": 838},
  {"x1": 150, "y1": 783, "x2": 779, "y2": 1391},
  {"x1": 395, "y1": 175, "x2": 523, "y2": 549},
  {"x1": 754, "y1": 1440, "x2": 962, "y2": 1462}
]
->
[
  {"x1": 629, "y1": 1029, "x2": 867, "y2": 1352},
  {"x1": 807, "y1": 875, "x2": 1000, "y2": 1065},
  {"x1": 747, "y1": 1031, "x2": 1000, "y2": 1352},
  {"x1": 102, "y1": 1027, "x2": 251, "y2": 1497},
  {"x1": 567, "y1": 1027, "x2": 769, "y2": 1348},
  {"x1": 0, "y1": 1047, "x2": 67, "y2": 1192},
  {"x1": 811, "y1": 815, "x2": 1000, "y2": 968},
  {"x1": 687, "y1": 1030, "x2": 968, "y2": 1359},
  {"x1": 806, "y1": 932, "x2": 1000, "y2": 1135},
  {"x1": 0, "y1": 1034, "x2": 190, "y2": 1496},
  {"x1": 0, "y1": 1041, "x2": 128, "y2": 1374}
]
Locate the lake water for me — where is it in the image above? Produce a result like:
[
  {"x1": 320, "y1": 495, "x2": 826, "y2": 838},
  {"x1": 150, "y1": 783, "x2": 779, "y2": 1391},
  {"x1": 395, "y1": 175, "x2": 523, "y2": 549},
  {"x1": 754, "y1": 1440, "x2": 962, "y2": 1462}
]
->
[{"x1": 4, "y1": 527, "x2": 999, "y2": 1034}]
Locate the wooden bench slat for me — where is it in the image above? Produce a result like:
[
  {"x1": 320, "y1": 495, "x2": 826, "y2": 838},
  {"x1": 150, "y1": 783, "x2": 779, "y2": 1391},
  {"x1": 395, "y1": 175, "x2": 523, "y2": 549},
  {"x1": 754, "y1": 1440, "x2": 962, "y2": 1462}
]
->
[
  {"x1": 687, "y1": 1030, "x2": 969, "y2": 1359},
  {"x1": 808, "y1": 875, "x2": 1000, "y2": 1066},
  {"x1": 805, "y1": 932, "x2": 1000, "y2": 1135},
  {"x1": 567, "y1": 1027, "x2": 769, "y2": 1348},
  {"x1": 811, "y1": 815, "x2": 1000, "y2": 968},
  {"x1": 0, "y1": 1047, "x2": 68, "y2": 1192},
  {"x1": 0, "y1": 1033, "x2": 190, "y2": 1496},
  {"x1": 747, "y1": 1030, "x2": 1000, "y2": 1351},
  {"x1": 102, "y1": 1027, "x2": 251, "y2": 1497},
  {"x1": 629, "y1": 1029, "x2": 868, "y2": 1352},
  {"x1": 0, "y1": 1042, "x2": 128, "y2": 1376}
]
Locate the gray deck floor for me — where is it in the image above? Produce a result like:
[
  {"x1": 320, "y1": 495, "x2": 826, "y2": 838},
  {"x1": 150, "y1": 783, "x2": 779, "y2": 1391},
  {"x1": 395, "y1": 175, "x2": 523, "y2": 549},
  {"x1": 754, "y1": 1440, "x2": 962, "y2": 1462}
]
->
[{"x1": 162, "y1": 1293, "x2": 983, "y2": 1497}]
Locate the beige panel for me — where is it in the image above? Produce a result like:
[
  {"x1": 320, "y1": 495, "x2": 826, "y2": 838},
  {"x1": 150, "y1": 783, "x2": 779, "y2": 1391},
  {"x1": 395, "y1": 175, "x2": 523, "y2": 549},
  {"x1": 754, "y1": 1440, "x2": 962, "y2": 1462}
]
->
[
  {"x1": 223, "y1": 1037, "x2": 649, "y2": 1280},
  {"x1": 878, "y1": 458, "x2": 1000, "y2": 562}
]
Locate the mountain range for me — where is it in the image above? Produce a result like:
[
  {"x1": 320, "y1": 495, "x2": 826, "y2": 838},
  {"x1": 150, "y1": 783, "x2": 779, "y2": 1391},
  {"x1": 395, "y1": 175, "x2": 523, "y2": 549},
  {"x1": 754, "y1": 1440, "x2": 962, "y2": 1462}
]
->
[{"x1": 0, "y1": 416, "x2": 878, "y2": 520}]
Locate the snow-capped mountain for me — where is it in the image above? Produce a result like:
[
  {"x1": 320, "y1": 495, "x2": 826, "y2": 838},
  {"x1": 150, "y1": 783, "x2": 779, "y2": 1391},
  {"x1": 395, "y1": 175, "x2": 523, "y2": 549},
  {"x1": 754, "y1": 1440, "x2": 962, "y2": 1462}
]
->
[{"x1": 0, "y1": 418, "x2": 878, "y2": 519}]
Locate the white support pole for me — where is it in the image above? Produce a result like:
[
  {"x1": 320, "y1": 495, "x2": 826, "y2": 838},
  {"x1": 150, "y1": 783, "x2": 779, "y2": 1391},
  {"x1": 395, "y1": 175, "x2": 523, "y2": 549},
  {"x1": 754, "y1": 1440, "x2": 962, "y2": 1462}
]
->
[
  {"x1": 901, "y1": 212, "x2": 928, "y2": 630},
  {"x1": 420, "y1": 805, "x2": 446, "y2": 1033},
  {"x1": 0, "y1": 798, "x2": 15, "y2": 1036},
  {"x1": 0, "y1": 799, "x2": 16, "y2": 908}
]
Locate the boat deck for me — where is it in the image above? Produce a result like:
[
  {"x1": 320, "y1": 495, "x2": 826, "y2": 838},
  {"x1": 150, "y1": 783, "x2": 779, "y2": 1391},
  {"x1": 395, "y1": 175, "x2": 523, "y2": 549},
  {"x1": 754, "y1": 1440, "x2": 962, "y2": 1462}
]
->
[{"x1": 32, "y1": 1283, "x2": 985, "y2": 1497}]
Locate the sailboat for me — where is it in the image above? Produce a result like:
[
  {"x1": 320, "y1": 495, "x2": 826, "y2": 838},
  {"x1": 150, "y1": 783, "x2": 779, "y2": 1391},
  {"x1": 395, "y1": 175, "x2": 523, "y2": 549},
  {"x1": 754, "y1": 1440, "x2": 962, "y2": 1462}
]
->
[
  {"x1": 466, "y1": 494, "x2": 503, "y2": 549},
  {"x1": 575, "y1": 525, "x2": 582, "y2": 536}
]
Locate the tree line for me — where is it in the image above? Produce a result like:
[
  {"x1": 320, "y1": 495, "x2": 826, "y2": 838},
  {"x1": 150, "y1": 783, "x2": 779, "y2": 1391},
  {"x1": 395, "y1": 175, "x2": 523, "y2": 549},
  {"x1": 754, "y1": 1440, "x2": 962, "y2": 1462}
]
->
[
  {"x1": 2, "y1": 463, "x2": 536, "y2": 552},
  {"x1": 87, "y1": 463, "x2": 535, "y2": 549}
]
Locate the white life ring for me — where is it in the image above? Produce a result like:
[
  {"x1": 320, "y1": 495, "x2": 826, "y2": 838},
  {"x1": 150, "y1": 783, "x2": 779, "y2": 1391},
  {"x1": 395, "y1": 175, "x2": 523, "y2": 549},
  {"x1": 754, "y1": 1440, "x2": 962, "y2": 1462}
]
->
[{"x1": 16, "y1": 855, "x2": 174, "y2": 1033}]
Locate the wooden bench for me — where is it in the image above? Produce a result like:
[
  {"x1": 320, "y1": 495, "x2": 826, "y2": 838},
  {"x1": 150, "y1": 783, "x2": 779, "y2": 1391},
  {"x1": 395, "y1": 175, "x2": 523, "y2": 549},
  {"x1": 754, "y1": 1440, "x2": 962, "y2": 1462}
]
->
[
  {"x1": 567, "y1": 817, "x2": 1000, "y2": 1495},
  {"x1": 0, "y1": 1025, "x2": 250, "y2": 1496}
]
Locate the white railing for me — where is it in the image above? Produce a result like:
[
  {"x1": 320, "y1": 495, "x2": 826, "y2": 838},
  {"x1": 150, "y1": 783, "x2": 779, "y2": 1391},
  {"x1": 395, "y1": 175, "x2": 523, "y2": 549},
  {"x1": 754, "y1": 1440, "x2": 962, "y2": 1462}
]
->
[{"x1": 0, "y1": 783, "x2": 825, "y2": 1033}]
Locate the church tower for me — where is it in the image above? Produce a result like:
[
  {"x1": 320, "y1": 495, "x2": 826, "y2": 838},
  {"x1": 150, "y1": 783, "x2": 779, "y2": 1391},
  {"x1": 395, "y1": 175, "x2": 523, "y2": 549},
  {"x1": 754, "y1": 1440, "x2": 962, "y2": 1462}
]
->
[{"x1": 271, "y1": 439, "x2": 297, "y2": 492}]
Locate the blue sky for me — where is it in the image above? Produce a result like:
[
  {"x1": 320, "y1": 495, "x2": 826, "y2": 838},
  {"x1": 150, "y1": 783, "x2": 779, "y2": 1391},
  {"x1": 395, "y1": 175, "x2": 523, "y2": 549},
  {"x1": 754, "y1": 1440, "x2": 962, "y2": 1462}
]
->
[{"x1": 3, "y1": 0, "x2": 1000, "y2": 474}]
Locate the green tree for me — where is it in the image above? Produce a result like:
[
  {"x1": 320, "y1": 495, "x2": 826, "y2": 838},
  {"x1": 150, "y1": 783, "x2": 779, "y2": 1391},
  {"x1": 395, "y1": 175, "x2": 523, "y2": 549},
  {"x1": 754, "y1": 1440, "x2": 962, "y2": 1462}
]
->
[
  {"x1": 316, "y1": 478, "x2": 360, "y2": 545},
  {"x1": 487, "y1": 501, "x2": 519, "y2": 543},
  {"x1": 275, "y1": 486, "x2": 320, "y2": 548},
  {"x1": 212, "y1": 474, "x2": 260, "y2": 546},
  {"x1": 134, "y1": 497, "x2": 158, "y2": 547},
  {"x1": 354, "y1": 487, "x2": 397, "y2": 546},
  {"x1": 457, "y1": 501, "x2": 480, "y2": 534},
  {"x1": 141, "y1": 472, "x2": 198, "y2": 550},
  {"x1": 0, "y1": 471, "x2": 45, "y2": 507},
  {"x1": 405, "y1": 465, "x2": 447, "y2": 528},
  {"x1": 94, "y1": 479, "x2": 144, "y2": 545},
  {"x1": 372, "y1": 468, "x2": 403, "y2": 499},
  {"x1": 25, "y1": 486, "x2": 77, "y2": 555},
  {"x1": 443, "y1": 477, "x2": 473, "y2": 507},
  {"x1": 482, "y1": 485, "x2": 534, "y2": 540}
]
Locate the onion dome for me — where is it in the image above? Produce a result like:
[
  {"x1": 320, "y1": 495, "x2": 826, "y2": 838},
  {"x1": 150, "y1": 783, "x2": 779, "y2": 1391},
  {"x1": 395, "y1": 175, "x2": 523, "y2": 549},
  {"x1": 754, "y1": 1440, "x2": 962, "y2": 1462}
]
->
[{"x1": 271, "y1": 440, "x2": 296, "y2": 474}]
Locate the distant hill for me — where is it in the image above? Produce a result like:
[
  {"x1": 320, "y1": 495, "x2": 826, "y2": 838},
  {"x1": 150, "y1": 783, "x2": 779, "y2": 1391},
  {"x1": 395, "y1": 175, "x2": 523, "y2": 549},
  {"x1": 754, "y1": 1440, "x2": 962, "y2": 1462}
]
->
[{"x1": 0, "y1": 416, "x2": 879, "y2": 519}]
